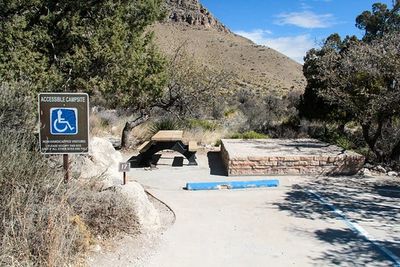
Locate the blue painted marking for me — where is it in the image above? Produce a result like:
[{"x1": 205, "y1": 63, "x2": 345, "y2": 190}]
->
[
  {"x1": 50, "y1": 107, "x2": 78, "y2": 135},
  {"x1": 186, "y1": 179, "x2": 279, "y2": 191},
  {"x1": 306, "y1": 189, "x2": 400, "y2": 267}
]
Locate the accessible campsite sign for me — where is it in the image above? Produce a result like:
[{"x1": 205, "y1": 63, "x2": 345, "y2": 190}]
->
[{"x1": 38, "y1": 93, "x2": 89, "y2": 154}]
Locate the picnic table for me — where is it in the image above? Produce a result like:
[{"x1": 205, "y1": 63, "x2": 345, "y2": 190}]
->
[{"x1": 132, "y1": 130, "x2": 198, "y2": 167}]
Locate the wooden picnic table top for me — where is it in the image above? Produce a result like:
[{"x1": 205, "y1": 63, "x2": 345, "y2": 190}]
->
[{"x1": 151, "y1": 130, "x2": 183, "y2": 142}]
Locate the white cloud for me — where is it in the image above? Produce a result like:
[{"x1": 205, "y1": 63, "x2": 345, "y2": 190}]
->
[
  {"x1": 264, "y1": 35, "x2": 315, "y2": 63},
  {"x1": 234, "y1": 30, "x2": 316, "y2": 63},
  {"x1": 275, "y1": 11, "x2": 335, "y2": 29},
  {"x1": 234, "y1": 29, "x2": 272, "y2": 44}
]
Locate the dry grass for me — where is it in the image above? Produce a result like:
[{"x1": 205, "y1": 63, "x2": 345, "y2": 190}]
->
[
  {"x1": 71, "y1": 186, "x2": 139, "y2": 238},
  {"x1": 0, "y1": 132, "x2": 84, "y2": 266},
  {"x1": 0, "y1": 130, "x2": 139, "y2": 266},
  {"x1": 182, "y1": 127, "x2": 227, "y2": 146}
]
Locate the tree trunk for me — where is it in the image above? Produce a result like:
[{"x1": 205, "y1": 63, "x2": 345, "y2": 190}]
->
[
  {"x1": 337, "y1": 123, "x2": 346, "y2": 134},
  {"x1": 361, "y1": 120, "x2": 384, "y2": 161},
  {"x1": 120, "y1": 114, "x2": 149, "y2": 149},
  {"x1": 390, "y1": 139, "x2": 400, "y2": 161}
]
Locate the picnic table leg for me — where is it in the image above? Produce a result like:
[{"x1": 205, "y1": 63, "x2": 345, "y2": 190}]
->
[
  {"x1": 174, "y1": 141, "x2": 198, "y2": 166},
  {"x1": 186, "y1": 153, "x2": 198, "y2": 165},
  {"x1": 132, "y1": 141, "x2": 198, "y2": 167}
]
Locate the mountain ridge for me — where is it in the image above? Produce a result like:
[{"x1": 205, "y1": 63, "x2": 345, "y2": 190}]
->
[
  {"x1": 163, "y1": 0, "x2": 229, "y2": 32},
  {"x1": 155, "y1": 0, "x2": 306, "y2": 95}
]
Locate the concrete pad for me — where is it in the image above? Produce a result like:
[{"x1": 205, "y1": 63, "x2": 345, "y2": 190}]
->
[
  {"x1": 221, "y1": 139, "x2": 365, "y2": 176},
  {"x1": 116, "y1": 151, "x2": 399, "y2": 267}
]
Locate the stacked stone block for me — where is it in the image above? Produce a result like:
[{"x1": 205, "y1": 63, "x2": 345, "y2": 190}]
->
[{"x1": 221, "y1": 139, "x2": 365, "y2": 176}]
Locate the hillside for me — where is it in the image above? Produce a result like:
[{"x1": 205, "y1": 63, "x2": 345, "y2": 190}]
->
[{"x1": 153, "y1": 0, "x2": 306, "y2": 95}]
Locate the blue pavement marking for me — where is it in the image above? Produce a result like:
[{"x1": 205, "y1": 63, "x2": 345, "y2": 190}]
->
[
  {"x1": 185, "y1": 179, "x2": 279, "y2": 191},
  {"x1": 306, "y1": 189, "x2": 400, "y2": 267}
]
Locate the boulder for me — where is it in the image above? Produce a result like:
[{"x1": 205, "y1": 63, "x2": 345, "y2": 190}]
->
[
  {"x1": 72, "y1": 137, "x2": 123, "y2": 187},
  {"x1": 119, "y1": 183, "x2": 161, "y2": 231},
  {"x1": 72, "y1": 137, "x2": 160, "y2": 231}
]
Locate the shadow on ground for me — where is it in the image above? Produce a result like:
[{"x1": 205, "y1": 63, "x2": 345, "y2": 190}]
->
[
  {"x1": 313, "y1": 228, "x2": 398, "y2": 266},
  {"x1": 128, "y1": 154, "x2": 162, "y2": 168},
  {"x1": 274, "y1": 176, "x2": 400, "y2": 266},
  {"x1": 375, "y1": 185, "x2": 400, "y2": 198},
  {"x1": 207, "y1": 152, "x2": 227, "y2": 176}
]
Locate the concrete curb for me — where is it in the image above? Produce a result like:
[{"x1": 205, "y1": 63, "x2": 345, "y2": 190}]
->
[{"x1": 185, "y1": 179, "x2": 279, "y2": 191}]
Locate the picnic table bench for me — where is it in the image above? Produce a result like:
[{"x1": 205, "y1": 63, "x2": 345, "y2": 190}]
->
[{"x1": 131, "y1": 130, "x2": 198, "y2": 167}]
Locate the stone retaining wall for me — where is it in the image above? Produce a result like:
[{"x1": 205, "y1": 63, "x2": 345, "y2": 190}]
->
[{"x1": 221, "y1": 139, "x2": 365, "y2": 176}]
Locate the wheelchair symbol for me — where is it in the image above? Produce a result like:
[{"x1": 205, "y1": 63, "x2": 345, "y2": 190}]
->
[{"x1": 50, "y1": 108, "x2": 78, "y2": 135}]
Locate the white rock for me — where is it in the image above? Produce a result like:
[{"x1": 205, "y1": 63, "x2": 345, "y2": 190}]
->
[
  {"x1": 74, "y1": 137, "x2": 123, "y2": 187},
  {"x1": 119, "y1": 182, "x2": 161, "y2": 231},
  {"x1": 364, "y1": 163, "x2": 373, "y2": 169},
  {"x1": 359, "y1": 168, "x2": 372, "y2": 177},
  {"x1": 375, "y1": 165, "x2": 387, "y2": 173},
  {"x1": 111, "y1": 126, "x2": 118, "y2": 134},
  {"x1": 388, "y1": 171, "x2": 398, "y2": 177},
  {"x1": 90, "y1": 244, "x2": 102, "y2": 253}
]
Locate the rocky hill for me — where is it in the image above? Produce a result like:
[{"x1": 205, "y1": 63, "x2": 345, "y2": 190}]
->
[
  {"x1": 164, "y1": 0, "x2": 229, "y2": 32},
  {"x1": 153, "y1": 0, "x2": 306, "y2": 95}
]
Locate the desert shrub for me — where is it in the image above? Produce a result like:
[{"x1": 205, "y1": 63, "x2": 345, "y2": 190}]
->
[
  {"x1": 299, "y1": 119, "x2": 326, "y2": 139},
  {"x1": 0, "y1": 130, "x2": 140, "y2": 266},
  {"x1": 214, "y1": 139, "x2": 222, "y2": 146},
  {"x1": 335, "y1": 136, "x2": 354, "y2": 150},
  {"x1": 224, "y1": 108, "x2": 236, "y2": 118},
  {"x1": 0, "y1": 131, "x2": 85, "y2": 266},
  {"x1": 0, "y1": 85, "x2": 140, "y2": 266},
  {"x1": 70, "y1": 188, "x2": 139, "y2": 237},
  {"x1": 186, "y1": 119, "x2": 219, "y2": 131},
  {"x1": 0, "y1": 82, "x2": 36, "y2": 133},
  {"x1": 230, "y1": 131, "x2": 269, "y2": 139},
  {"x1": 236, "y1": 88, "x2": 300, "y2": 134},
  {"x1": 148, "y1": 117, "x2": 182, "y2": 135}
]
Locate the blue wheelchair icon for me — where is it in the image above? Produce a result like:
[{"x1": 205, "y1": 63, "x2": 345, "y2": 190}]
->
[{"x1": 50, "y1": 108, "x2": 78, "y2": 135}]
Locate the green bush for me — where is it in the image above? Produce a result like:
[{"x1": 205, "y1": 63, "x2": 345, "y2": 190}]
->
[
  {"x1": 186, "y1": 119, "x2": 219, "y2": 131},
  {"x1": 223, "y1": 108, "x2": 236, "y2": 117},
  {"x1": 148, "y1": 118, "x2": 182, "y2": 135},
  {"x1": 0, "y1": 82, "x2": 36, "y2": 133},
  {"x1": 215, "y1": 139, "x2": 222, "y2": 147},
  {"x1": 230, "y1": 131, "x2": 269, "y2": 139},
  {"x1": 335, "y1": 136, "x2": 353, "y2": 150}
]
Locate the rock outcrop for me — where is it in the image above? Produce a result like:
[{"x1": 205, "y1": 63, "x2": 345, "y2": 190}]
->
[{"x1": 164, "y1": 0, "x2": 229, "y2": 32}]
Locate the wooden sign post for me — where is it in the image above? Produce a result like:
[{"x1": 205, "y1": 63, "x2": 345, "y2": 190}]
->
[
  {"x1": 38, "y1": 93, "x2": 90, "y2": 183},
  {"x1": 119, "y1": 162, "x2": 131, "y2": 185}
]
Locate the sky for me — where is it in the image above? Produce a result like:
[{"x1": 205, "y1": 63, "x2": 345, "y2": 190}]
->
[{"x1": 201, "y1": 0, "x2": 394, "y2": 63}]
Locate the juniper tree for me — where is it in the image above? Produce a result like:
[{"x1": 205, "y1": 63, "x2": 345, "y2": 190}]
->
[
  {"x1": 1, "y1": 0, "x2": 168, "y2": 147},
  {"x1": 300, "y1": 2, "x2": 400, "y2": 162}
]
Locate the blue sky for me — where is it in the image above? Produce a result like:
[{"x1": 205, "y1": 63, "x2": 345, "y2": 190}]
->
[{"x1": 201, "y1": 0, "x2": 394, "y2": 63}]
